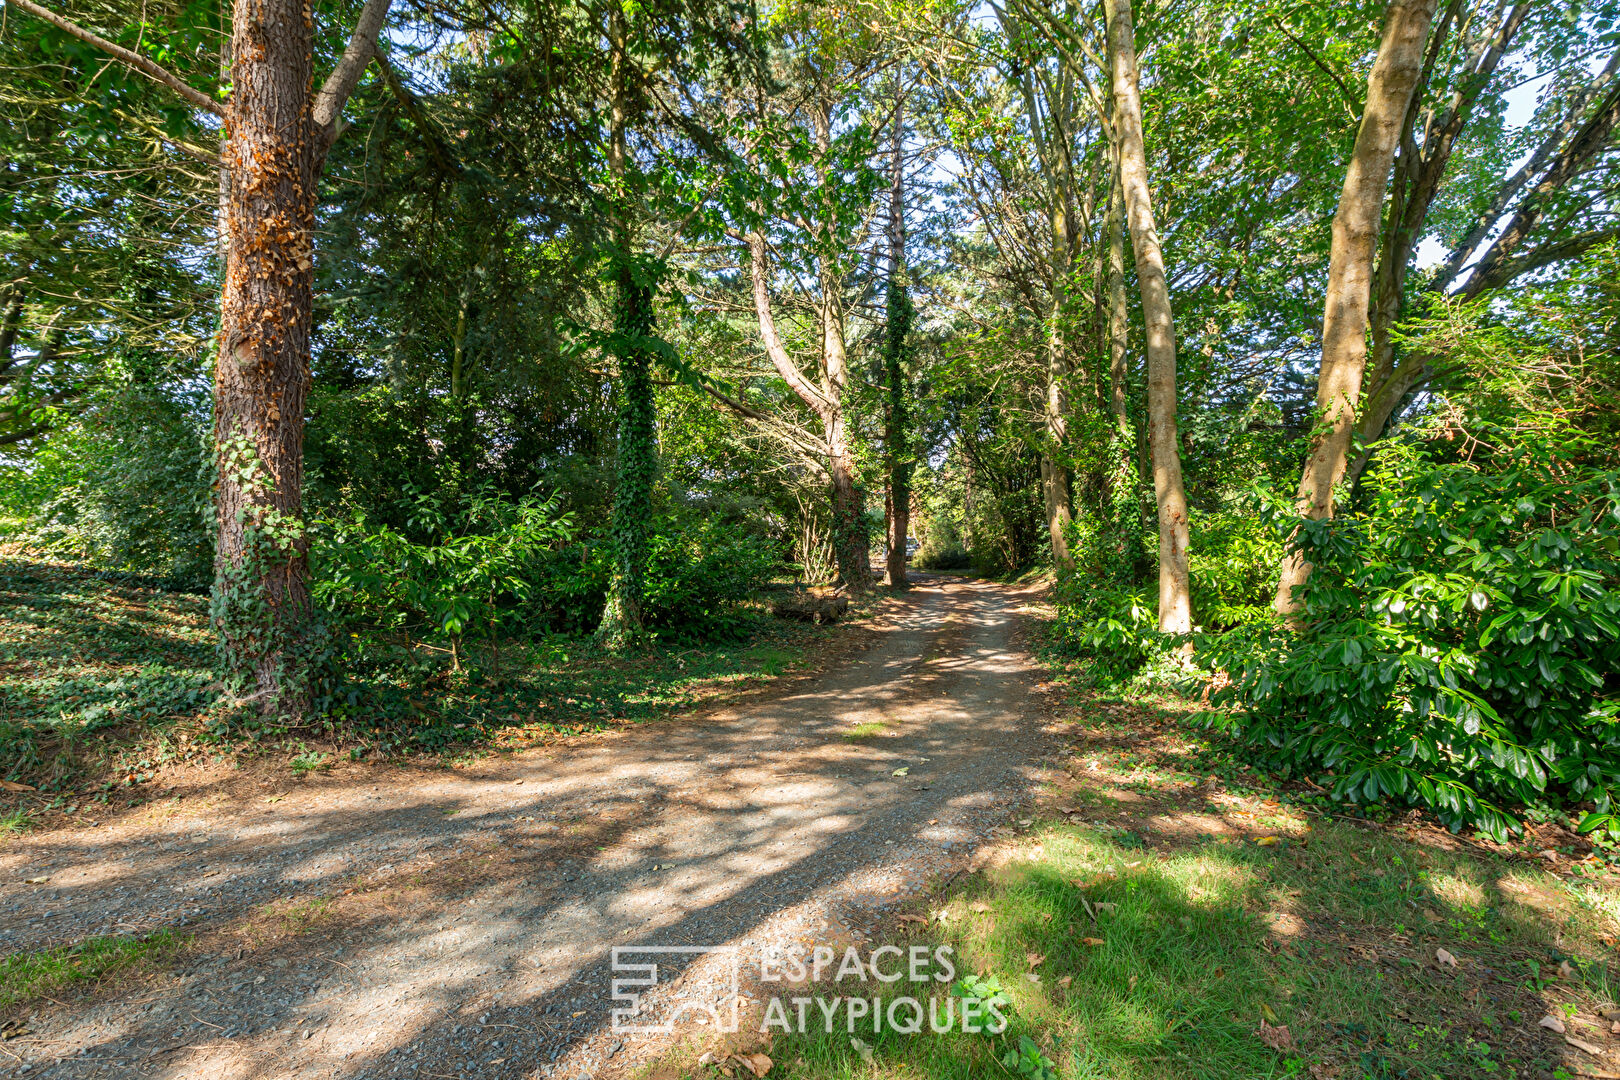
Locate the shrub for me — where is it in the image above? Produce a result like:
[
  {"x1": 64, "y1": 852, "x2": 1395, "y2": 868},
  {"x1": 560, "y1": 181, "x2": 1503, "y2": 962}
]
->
[
  {"x1": 316, "y1": 493, "x2": 782, "y2": 652},
  {"x1": 1199, "y1": 437, "x2": 1620, "y2": 841},
  {"x1": 1046, "y1": 581, "x2": 1174, "y2": 686},
  {"x1": 314, "y1": 487, "x2": 574, "y2": 666}
]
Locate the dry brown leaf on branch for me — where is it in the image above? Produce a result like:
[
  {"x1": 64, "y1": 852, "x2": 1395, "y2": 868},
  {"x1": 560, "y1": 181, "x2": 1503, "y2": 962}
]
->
[{"x1": 1435, "y1": 948, "x2": 1457, "y2": 968}]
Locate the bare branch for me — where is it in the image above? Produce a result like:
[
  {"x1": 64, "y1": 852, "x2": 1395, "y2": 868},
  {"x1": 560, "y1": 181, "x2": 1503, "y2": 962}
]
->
[{"x1": 312, "y1": 0, "x2": 393, "y2": 144}]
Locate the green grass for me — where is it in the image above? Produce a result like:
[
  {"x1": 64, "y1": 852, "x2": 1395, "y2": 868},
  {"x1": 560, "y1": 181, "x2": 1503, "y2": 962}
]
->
[
  {"x1": 0, "y1": 557, "x2": 831, "y2": 789},
  {"x1": 0, "y1": 809, "x2": 31, "y2": 838},
  {"x1": 844, "y1": 722, "x2": 886, "y2": 741},
  {"x1": 0, "y1": 931, "x2": 182, "y2": 1010},
  {"x1": 754, "y1": 818, "x2": 1617, "y2": 1080}
]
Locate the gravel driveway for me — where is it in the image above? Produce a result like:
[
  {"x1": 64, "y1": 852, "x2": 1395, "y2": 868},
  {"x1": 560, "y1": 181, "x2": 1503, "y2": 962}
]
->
[{"x1": 0, "y1": 575, "x2": 1059, "y2": 1079}]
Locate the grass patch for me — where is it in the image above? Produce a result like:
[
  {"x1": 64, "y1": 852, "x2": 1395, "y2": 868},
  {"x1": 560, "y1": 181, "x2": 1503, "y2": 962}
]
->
[
  {"x1": 761, "y1": 817, "x2": 1616, "y2": 1079},
  {"x1": 0, "y1": 809, "x2": 31, "y2": 838},
  {"x1": 844, "y1": 722, "x2": 886, "y2": 741},
  {"x1": 0, "y1": 931, "x2": 182, "y2": 1010}
]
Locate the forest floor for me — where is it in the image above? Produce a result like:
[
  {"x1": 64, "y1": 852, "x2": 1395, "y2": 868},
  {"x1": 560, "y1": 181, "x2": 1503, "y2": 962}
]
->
[{"x1": 0, "y1": 573, "x2": 1616, "y2": 1080}]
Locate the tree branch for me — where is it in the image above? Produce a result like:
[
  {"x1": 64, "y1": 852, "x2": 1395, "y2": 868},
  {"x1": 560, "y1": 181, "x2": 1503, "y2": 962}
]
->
[
  {"x1": 7, "y1": 0, "x2": 224, "y2": 117},
  {"x1": 312, "y1": 0, "x2": 393, "y2": 144}
]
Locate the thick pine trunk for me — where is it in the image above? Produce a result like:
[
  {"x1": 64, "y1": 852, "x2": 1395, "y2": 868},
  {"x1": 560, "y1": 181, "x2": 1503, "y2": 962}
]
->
[
  {"x1": 1106, "y1": 0, "x2": 1191, "y2": 634},
  {"x1": 212, "y1": 0, "x2": 324, "y2": 717},
  {"x1": 827, "y1": 410, "x2": 869, "y2": 589},
  {"x1": 1274, "y1": 0, "x2": 1439, "y2": 616}
]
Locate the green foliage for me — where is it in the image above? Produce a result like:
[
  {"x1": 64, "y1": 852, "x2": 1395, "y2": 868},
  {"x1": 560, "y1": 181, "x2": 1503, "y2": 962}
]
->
[
  {"x1": 315, "y1": 486, "x2": 574, "y2": 661},
  {"x1": 1047, "y1": 581, "x2": 1167, "y2": 685},
  {"x1": 1, "y1": 375, "x2": 212, "y2": 587},
  {"x1": 316, "y1": 487, "x2": 781, "y2": 655},
  {"x1": 1200, "y1": 436, "x2": 1620, "y2": 841}
]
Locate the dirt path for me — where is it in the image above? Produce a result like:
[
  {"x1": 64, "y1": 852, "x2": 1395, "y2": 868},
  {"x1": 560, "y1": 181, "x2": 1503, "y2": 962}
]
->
[{"x1": 0, "y1": 576, "x2": 1060, "y2": 1080}]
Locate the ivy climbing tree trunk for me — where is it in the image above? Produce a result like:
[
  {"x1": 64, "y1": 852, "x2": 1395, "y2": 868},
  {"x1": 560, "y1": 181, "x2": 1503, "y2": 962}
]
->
[
  {"x1": 883, "y1": 88, "x2": 912, "y2": 590},
  {"x1": 1105, "y1": 0, "x2": 1191, "y2": 635},
  {"x1": 599, "y1": 265, "x2": 656, "y2": 646},
  {"x1": 212, "y1": 0, "x2": 393, "y2": 716},
  {"x1": 596, "y1": 6, "x2": 656, "y2": 648},
  {"x1": 1273, "y1": 0, "x2": 1439, "y2": 617},
  {"x1": 14, "y1": 0, "x2": 394, "y2": 718}
]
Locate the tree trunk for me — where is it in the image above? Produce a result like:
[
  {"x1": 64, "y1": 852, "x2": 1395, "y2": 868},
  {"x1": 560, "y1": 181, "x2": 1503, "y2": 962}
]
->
[
  {"x1": 212, "y1": 0, "x2": 324, "y2": 717},
  {"x1": 1105, "y1": 147, "x2": 1133, "y2": 464},
  {"x1": 596, "y1": 8, "x2": 656, "y2": 648},
  {"x1": 822, "y1": 294, "x2": 871, "y2": 591},
  {"x1": 1105, "y1": 0, "x2": 1191, "y2": 634},
  {"x1": 1042, "y1": 202, "x2": 1074, "y2": 571},
  {"x1": 883, "y1": 87, "x2": 912, "y2": 590},
  {"x1": 1273, "y1": 0, "x2": 1439, "y2": 616}
]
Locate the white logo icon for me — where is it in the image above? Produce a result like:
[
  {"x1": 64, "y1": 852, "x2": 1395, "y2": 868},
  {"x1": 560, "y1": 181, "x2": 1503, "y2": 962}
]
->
[{"x1": 610, "y1": 946, "x2": 741, "y2": 1034}]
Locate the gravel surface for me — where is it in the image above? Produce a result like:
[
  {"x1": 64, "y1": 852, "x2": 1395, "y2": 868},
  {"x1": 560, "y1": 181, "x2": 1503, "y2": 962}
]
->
[{"x1": 0, "y1": 575, "x2": 1060, "y2": 1079}]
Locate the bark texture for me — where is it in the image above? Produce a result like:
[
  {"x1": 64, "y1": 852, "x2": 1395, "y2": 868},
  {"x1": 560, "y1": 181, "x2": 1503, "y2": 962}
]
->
[
  {"x1": 883, "y1": 90, "x2": 913, "y2": 590},
  {"x1": 1274, "y1": 0, "x2": 1439, "y2": 616},
  {"x1": 212, "y1": 0, "x2": 325, "y2": 715},
  {"x1": 1106, "y1": 0, "x2": 1191, "y2": 634}
]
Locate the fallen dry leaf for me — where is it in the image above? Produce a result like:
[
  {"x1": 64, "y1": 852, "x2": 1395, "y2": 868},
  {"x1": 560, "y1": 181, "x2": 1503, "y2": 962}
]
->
[
  {"x1": 895, "y1": 914, "x2": 927, "y2": 925},
  {"x1": 1539, "y1": 1014, "x2": 1567, "y2": 1033},
  {"x1": 1080, "y1": 937, "x2": 1105, "y2": 947},
  {"x1": 0, "y1": 780, "x2": 35, "y2": 793},
  {"x1": 1057, "y1": 976, "x2": 1072, "y2": 989},
  {"x1": 891, "y1": 767, "x2": 909, "y2": 777},
  {"x1": 1436, "y1": 948, "x2": 1457, "y2": 968},
  {"x1": 1257, "y1": 1019, "x2": 1295, "y2": 1051},
  {"x1": 1256, "y1": 836, "x2": 1278, "y2": 847},
  {"x1": 1558, "y1": 959, "x2": 1576, "y2": 979},
  {"x1": 1566, "y1": 1035, "x2": 1604, "y2": 1055},
  {"x1": 22, "y1": 877, "x2": 47, "y2": 885},
  {"x1": 1025, "y1": 952, "x2": 1045, "y2": 969},
  {"x1": 742, "y1": 1053, "x2": 773, "y2": 1077},
  {"x1": 970, "y1": 902, "x2": 990, "y2": 913}
]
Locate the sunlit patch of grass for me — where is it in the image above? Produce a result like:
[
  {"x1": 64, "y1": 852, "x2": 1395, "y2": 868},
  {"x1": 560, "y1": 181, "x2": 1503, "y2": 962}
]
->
[
  {"x1": 759, "y1": 818, "x2": 1608, "y2": 1079},
  {"x1": 0, "y1": 809, "x2": 31, "y2": 839},
  {"x1": 844, "y1": 722, "x2": 885, "y2": 741},
  {"x1": 0, "y1": 931, "x2": 182, "y2": 1009}
]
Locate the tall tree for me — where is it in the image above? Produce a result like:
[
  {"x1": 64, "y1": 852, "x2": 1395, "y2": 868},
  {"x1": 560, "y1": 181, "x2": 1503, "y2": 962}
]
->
[
  {"x1": 1104, "y1": 0, "x2": 1191, "y2": 634},
  {"x1": 13, "y1": 0, "x2": 395, "y2": 715},
  {"x1": 883, "y1": 83, "x2": 914, "y2": 589},
  {"x1": 1274, "y1": 0, "x2": 1439, "y2": 616},
  {"x1": 596, "y1": 2, "x2": 658, "y2": 648}
]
